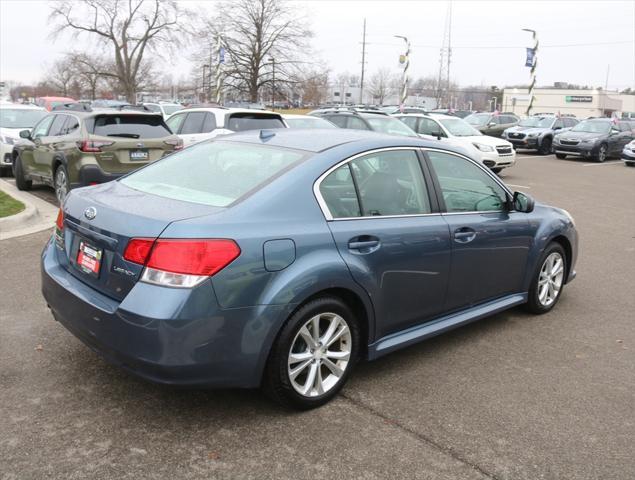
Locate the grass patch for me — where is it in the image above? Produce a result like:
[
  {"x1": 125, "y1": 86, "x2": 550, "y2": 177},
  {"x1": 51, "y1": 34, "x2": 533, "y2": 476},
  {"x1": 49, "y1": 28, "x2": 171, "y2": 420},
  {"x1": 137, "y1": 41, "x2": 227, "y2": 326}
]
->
[{"x1": 0, "y1": 190, "x2": 26, "y2": 218}]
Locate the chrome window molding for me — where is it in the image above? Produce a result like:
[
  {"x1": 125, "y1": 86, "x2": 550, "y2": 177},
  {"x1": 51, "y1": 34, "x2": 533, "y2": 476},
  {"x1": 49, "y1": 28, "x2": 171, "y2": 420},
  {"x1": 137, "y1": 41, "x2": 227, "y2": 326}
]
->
[{"x1": 313, "y1": 146, "x2": 514, "y2": 221}]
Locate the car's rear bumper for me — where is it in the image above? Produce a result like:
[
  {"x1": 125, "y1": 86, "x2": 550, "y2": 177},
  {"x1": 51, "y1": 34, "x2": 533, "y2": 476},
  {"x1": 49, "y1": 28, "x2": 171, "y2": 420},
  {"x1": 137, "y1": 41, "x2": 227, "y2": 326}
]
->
[
  {"x1": 41, "y1": 238, "x2": 292, "y2": 388},
  {"x1": 71, "y1": 165, "x2": 125, "y2": 189}
]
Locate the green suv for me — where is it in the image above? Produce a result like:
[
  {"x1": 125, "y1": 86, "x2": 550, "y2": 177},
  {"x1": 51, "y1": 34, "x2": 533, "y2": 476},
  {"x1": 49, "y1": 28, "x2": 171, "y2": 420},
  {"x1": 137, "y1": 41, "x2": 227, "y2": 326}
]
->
[{"x1": 12, "y1": 106, "x2": 182, "y2": 203}]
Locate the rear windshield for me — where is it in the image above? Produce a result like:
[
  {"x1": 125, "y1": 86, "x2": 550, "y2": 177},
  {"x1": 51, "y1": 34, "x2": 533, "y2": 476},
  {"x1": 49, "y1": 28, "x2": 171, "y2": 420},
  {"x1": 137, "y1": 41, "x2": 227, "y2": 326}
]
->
[
  {"x1": 120, "y1": 141, "x2": 307, "y2": 207},
  {"x1": 89, "y1": 114, "x2": 171, "y2": 138},
  {"x1": 226, "y1": 113, "x2": 285, "y2": 131}
]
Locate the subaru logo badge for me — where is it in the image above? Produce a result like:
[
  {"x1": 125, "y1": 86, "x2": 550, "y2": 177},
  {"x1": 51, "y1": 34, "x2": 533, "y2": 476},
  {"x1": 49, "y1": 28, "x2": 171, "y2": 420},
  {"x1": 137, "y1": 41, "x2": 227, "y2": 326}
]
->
[
  {"x1": 137, "y1": 142, "x2": 144, "y2": 148},
  {"x1": 84, "y1": 207, "x2": 97, "y2": 220}
]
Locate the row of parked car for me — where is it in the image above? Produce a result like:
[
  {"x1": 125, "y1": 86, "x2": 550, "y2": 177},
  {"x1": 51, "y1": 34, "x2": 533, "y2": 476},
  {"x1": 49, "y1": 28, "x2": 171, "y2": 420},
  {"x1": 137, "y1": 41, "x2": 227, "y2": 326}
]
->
[{"x1": 1, "y1": 100, "x2": 633, "y2": 205}]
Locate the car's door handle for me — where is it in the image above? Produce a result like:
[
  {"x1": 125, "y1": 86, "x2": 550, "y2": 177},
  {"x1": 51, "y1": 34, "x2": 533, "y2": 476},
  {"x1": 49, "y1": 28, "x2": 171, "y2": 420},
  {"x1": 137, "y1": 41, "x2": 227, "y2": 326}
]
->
[
  {"x1": 348, "y1": 236, "x2": 380, "y2": 251},
  {"x1": 453, "y1": 227, "x2": 476, "y2": 243}
]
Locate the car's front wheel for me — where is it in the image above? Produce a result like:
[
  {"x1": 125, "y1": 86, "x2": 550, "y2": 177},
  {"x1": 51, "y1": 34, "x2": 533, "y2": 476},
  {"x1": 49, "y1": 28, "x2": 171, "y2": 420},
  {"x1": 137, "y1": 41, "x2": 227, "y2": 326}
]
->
[
  {"x1": 14, "y1": 153, "x2": 32, "y2": 191},
  {"x1": 538, "y1": 137, "x2": 552, "y2": 155},
  {"x1": 54, "y1": 164, "x2": 69, "y2": 204},
  {"x1": 596, "y1": 144, "x2": 608, "y2": 162},
  {"x1": 263, "y1": 296, "x2": 360, "y2": 409},
  {"x1": 525, "y1": 243, "x2": 567, "y2": 314}
]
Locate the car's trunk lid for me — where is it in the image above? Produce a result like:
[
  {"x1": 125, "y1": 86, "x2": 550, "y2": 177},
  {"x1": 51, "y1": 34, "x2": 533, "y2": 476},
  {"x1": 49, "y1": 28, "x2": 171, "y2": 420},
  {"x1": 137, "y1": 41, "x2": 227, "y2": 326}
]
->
[{"x1": 57, "y1": 181, "x2": 222, "y2": 301}]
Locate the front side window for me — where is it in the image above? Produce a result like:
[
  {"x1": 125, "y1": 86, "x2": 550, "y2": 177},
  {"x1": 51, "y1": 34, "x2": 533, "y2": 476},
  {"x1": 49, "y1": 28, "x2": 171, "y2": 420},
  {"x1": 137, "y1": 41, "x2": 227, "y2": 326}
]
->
[
  {"x1": 121, "y1": 141, "x2": 306, "y2": 207},
  {"x1": 32, "y1": 115, "x2": 54, "y2": 138},
  {"x1": 48, "y1": 115, "x2": 69, "y2": 137},
  {"x1": 166, "y1": 113, "x2": 186, "y2": 133},
  {"x1": 417, "y1": 118, "x2": 443, "y2": 136},
  {"x1": 428, "y1": 151, "x2": 507, "y2": 212}
]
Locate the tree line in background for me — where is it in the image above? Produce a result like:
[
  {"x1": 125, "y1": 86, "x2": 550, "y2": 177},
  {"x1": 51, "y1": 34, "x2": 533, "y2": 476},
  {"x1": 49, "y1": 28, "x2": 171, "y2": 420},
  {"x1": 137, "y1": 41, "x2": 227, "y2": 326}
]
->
[{"x1": 8, "y1": 0, "x2": 632, "y2": 108}]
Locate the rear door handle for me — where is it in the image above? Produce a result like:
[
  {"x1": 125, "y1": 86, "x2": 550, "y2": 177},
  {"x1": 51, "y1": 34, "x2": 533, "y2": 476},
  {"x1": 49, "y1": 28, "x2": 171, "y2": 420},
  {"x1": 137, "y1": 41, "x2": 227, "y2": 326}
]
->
[
  {"x1": 348, "y1": 235, "x2": 380, "y2": 251},
  {"x1": 453, "y1": 227, "x2": 476, "y2": 243}
]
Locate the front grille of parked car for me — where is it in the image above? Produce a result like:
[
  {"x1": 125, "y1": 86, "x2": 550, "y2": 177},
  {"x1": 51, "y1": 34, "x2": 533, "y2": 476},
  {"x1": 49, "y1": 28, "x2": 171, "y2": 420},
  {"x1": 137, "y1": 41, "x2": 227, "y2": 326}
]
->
[
  {"x1": 496, "y1": 146, "x2": 513, "y2": 156},
  {"x1": 560, "y1": 139, "x2": 580, "y2": 146},
  {"x1": 508, "y1": 132, "x2": 525, "y2": 139}
]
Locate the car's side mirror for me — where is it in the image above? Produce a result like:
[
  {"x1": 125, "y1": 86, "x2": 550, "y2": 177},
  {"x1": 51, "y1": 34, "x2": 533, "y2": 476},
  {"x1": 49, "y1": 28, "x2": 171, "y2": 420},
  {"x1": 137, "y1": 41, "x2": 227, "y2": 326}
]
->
[
  {"x1": 513, "y1": 191, "x2": 535, "y2": 213},
  {"x1": 19, "y1": 129, "x2": 31, "y2": 139},
  {"x1": 488, "y1": 122, "x2": 496, "y2": 127},
  {"x1": 610, "y1": 128, "x2": 620, "y2": 135},
  {"x1": 553, "y1": 126, "x2": 561, "y2": 130}
]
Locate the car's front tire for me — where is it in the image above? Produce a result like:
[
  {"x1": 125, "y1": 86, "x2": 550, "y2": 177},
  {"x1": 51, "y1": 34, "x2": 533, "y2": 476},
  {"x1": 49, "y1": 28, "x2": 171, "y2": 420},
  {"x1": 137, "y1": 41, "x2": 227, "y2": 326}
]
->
[
  {"x1": 263, "y1": 296, "x2": 360, "y2": 410},
  {"x1": 14, "y1": 153, "x2": 32, "y2": 191},
  {"x1": 525, "y1": 242, "x2": 567, "y2": 314},
  {"x1": 624, "y1": 161, "x2": 635, "y2": 167},
  {"x1": 538, "y1": 137, "x2": 552, "y2": 155},
  {"x1": 596, "y1": 144, "x2": 608, "y2": 163}
]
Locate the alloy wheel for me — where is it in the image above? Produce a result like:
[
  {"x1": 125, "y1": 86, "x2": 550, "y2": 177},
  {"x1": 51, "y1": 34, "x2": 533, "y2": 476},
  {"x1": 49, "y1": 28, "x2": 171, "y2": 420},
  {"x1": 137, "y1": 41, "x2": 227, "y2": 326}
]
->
[
  {"x1": 538, "y1": 252, "x2": 565, "y2": 307},
  {"x1": 287, "y1": 312, "x2": 352, "y2": 397},
  {"x1": 55, "y1": 168, "x2": 68, "y2": 204},
  {"x1": 598, "y1": 145, "x2": 607, "y2": 162}
]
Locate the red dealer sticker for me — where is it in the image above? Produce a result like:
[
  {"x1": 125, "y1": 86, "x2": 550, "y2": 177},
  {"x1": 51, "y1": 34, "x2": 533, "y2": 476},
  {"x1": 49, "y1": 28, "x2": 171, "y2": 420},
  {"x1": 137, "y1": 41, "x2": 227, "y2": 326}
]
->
[{"x1": 77, "y1": 241, "x2": 102, "y2": 275}]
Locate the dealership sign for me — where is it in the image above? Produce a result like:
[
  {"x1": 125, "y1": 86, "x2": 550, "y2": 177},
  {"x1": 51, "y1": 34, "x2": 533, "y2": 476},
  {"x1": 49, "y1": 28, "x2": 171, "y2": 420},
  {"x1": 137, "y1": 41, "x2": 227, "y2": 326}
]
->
[{"x1": 565, "y1": 95, "x2": 593, "y2": 103}]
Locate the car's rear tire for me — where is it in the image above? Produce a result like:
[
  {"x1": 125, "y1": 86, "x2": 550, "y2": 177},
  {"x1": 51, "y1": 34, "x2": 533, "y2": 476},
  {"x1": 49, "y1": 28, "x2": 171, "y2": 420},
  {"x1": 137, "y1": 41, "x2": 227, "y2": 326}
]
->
[
  {"x1": 624, "y1": 161, "x2": 634, "y2": 167},
  {"x1": 596, "y1": 144, "x2": 608, "y2": 162},
  {"x1": 538, "y1": 137, "x2": 552, "y2": 155},
  {"x1": 14, "y1": 154, "x2": 32, "y2": 191},
  {"x1": 54, "y1": 164, "x2": 70, "y2": 204},
  {"x1": 555, "y1": 153, "x2": 567, "y2": 159},
  {"x1": 524, "y1": 242, "x2": 567, "y2": 314},
  {"x1": 263, "y1": 296, "x2": 360, "y2": 410},
  {"x1": 491, "y1": 167, "x2": 502, "y2": 174}
]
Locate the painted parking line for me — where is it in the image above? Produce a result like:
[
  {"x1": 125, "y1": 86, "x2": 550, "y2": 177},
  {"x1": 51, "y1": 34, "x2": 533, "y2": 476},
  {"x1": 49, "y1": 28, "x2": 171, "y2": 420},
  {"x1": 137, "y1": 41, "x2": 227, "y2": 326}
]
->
[{"x1": 582, "y1": 161, "x2": 623, "y2": 167}]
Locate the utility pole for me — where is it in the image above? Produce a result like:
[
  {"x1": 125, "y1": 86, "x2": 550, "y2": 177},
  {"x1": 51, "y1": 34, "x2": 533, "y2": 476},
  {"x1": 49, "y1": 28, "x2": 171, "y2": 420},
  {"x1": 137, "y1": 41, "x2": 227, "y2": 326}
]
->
[
  {"x1": 437, "y1": 1, "x2": 453, "y2": 108},
  {"x1": 522, "y1": 28, "x2": 538, "y2": 115},
  {"x1": 359, "y1": 18, "x2": 367, "y2": 104}
]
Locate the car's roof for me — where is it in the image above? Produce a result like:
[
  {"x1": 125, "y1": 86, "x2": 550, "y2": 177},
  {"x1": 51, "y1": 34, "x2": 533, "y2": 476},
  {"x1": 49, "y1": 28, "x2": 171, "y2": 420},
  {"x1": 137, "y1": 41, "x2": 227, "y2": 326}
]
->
[
  {"x1": 179, "y1": 107, "x2": 280, "y2": 116},
  {"x1": 394, "y1": 113, "x2": 455, "y2": 119},
  {"x1": 0, "y1": 103, "x2": 45, "y2": 110},
  {"x1": 221, "y1": 128, "x2": 440, "y2": 153},
  {"x1": 282, "y1": 114, "x2": 319, "y2": 119}
]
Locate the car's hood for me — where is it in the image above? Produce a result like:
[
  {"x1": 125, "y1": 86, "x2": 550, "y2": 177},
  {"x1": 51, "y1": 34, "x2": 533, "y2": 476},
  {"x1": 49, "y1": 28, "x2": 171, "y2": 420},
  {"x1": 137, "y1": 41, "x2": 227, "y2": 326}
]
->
[
  {"x1": 506, "y1": 126, "x2": 549, "y2": 134},
  {"x1": 0, "y1": 127, "x2": 25, "y2": 139},
  {"x1": 556, "y1": 131, "x2": 606, "y2": 140}
]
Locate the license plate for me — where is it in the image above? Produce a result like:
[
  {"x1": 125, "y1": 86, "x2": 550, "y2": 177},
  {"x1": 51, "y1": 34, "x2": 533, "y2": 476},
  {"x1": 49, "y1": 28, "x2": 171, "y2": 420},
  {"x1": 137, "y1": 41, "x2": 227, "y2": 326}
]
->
[
  {"x1": 129, "y1": 149, "x2": 149, "y2": 161},
  {"x1": 77, "y1": 240, "x2": 103, "y2": 276}
]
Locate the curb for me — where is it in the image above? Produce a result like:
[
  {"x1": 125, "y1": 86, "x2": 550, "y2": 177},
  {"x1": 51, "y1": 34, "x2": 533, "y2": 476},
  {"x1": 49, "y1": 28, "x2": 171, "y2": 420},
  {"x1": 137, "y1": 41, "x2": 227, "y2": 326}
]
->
[{"x1": 0, "y1": 179, "x2": 58, "y2": 240}]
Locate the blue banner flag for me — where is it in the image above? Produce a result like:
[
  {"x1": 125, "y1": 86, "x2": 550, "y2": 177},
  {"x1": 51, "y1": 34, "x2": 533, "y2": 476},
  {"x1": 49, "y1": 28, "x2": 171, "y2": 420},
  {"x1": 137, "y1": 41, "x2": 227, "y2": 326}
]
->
[
  {"x1": 219, "y1": 47, "x2": 226, "y2": 64},
  {"x1": 525, "y1": 48, "x2": 535, "y2": 67}
]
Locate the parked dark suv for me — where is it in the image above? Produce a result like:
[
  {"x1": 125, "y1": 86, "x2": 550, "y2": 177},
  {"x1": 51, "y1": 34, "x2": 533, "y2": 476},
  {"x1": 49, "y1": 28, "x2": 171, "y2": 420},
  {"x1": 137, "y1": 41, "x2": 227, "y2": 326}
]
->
[
  {"x1": 503, "y1": 115, "x2": 578, "y2": 154},
  {"x1": 552, "y1": 119, "x2": 633, "y2": 162},
  {"x1": 12, "y1": 107, "x2": 182, "y2": 203}
]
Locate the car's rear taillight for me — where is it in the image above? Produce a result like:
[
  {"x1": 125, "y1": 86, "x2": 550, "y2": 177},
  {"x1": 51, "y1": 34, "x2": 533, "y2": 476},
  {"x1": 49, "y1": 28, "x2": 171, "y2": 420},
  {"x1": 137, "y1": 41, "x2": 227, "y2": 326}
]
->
[
  {"x1": 123, "y1": 238, "x2": 240, "y2": 288},
  {"x1": 164, "y1": 139, "x2": 184, "y2": 151},
  {"x1": 76, "y1": 140, "x2": 114, "y2": 153},
  {"x1": 54, "y1": 208, "x2": 64, "y2": 246}
]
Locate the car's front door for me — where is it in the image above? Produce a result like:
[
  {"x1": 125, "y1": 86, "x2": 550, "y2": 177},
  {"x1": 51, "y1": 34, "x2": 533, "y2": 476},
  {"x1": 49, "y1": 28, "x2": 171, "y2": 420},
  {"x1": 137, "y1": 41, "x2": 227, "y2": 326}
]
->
[
  {"x1": 27, "y1": 114, "x2": 56, "y2": 178},
  {"x1": 35, "y1": 114, "x2": 68, "y2": 180},
  {"x1": 426, "y1": 150, "x2": 533, "y2": 310},
  {"x1": 318, "y1": 148, "x2": 452, "y2": 339}
]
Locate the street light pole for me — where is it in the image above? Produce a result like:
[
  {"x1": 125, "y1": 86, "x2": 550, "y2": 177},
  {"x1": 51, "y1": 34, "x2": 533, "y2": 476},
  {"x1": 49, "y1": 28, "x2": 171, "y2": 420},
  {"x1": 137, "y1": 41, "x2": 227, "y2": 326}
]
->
[
  {"x1": 269, "y1": 57, "x2": 275, "y2": 108},
  {"x1": 394, "y1": 35, "x2": 410, "y2": 113},
  {"x1": 522, "y1": 28, "x2": 538, "y2": 116}
]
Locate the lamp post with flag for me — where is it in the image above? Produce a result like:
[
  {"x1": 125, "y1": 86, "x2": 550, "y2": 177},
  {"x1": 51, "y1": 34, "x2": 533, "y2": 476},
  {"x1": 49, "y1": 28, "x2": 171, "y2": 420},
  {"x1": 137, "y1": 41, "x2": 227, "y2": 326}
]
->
[
  {"x1": 394, "y1": 35, "x2": 410, "y2": 113},
  {"x1": 522, "y1": 28, "x2": 538, "y2": 116},
  {"x1": 215, "y1": 35, "x2": 225, "y2": 105}
]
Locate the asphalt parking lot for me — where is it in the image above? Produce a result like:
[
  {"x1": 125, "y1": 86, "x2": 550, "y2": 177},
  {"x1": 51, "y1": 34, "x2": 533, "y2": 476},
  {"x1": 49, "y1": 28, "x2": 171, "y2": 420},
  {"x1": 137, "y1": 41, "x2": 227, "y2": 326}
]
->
[{"x1": 1, "y1": 153, "x2": 634, "y2": 480}]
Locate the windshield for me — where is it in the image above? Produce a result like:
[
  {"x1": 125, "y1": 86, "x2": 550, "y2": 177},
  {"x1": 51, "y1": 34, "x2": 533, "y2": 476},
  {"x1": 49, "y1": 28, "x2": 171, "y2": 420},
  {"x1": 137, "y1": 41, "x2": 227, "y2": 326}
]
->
[
  {"x1": 464, "y1": 113, "x2": 491, "y2": 126},
  {"x1": 163, "y1": 105, "x2": 182, "y2": 115},
  {"x1": 121, "y1": 141, "x2": 306, "y2": 207},
  {"x1": 0, "y1": 109, "x2": 47, "y2": 128},
  {"x1": 571, "y1": 120, "x2": 611, "y2": 134},
  {"x1": 438, "y1": 118, "x2": 481, "y2": 137},
  {"x1": 519, "y1": 117, "x2": 554, "y2": 128},
  {"x1": 285, "y1": 117, "x2": 336, "y2": 129},
  {"x1": 364, "y1": 116, "x2": 417, "y2": 136}
]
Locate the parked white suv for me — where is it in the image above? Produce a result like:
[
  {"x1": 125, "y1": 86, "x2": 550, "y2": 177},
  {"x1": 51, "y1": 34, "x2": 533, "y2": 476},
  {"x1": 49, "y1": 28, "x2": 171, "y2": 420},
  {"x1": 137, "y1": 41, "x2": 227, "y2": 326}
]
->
[
  {"x1": 142, "y1": 102, "x2": 183, "y2": 119},
  {"x1": 0, "y1": 102, "x2": 47, "y2": 176},
  {"x1": 394, "y1": 113, "x2": 516, "y2": 173},
  {"x1": 166, "y1": 107, "x2": 287, "y2": 147}
]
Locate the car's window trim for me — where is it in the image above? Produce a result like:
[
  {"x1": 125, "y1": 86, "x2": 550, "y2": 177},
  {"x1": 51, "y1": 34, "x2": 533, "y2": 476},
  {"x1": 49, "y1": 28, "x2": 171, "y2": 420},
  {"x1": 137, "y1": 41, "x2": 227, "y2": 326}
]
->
[{"x1": 314, "y1": 146, "x2": 440, "y2": 221}]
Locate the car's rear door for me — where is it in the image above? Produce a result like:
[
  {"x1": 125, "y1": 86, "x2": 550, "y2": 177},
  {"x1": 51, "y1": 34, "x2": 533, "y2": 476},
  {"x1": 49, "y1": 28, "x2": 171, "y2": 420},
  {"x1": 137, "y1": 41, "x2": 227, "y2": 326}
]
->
[
  {"x1": 22, "y1": 114, "x2": 54, "y2": 176},
  {"x1": 318, "y1": 148, "x2": 452, "y2": 339},
  {"x1": 425, "y1": 149, "x2": 532, "y2": 309}
]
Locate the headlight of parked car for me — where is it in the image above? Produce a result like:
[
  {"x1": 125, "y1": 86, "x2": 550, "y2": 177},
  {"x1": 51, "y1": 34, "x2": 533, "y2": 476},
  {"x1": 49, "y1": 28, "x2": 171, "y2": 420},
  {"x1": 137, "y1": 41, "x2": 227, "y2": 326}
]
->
[{"x1": 472, "y1": 143, "x2": 494, "y2": 152}]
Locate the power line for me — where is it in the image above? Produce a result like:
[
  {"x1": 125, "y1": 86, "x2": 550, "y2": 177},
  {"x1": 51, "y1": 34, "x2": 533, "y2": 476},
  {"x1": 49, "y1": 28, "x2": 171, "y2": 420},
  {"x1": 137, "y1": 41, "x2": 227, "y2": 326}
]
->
[{"x1": 368, "y1": 40, "x2": 632, "y2": 49}]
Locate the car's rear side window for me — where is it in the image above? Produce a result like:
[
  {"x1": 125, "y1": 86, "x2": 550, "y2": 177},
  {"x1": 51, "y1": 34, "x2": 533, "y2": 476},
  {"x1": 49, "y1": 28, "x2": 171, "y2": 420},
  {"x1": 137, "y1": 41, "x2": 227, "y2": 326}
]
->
[
  {"x1": 89, "y1": 114, "x2": 171, "y2": 138},
  {"x1": 226, "y1": 113, "x2": 285, "y2": 131},
  {"x1": 121, "y1": 141, "x2": 307, "y2": 207}
]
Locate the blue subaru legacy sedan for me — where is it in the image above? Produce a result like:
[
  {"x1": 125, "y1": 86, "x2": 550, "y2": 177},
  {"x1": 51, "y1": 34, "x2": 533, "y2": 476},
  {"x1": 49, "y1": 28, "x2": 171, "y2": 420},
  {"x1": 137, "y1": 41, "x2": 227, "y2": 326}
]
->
[{"x1": 41, "y1": 129, "x2": 578, "y2": 409}]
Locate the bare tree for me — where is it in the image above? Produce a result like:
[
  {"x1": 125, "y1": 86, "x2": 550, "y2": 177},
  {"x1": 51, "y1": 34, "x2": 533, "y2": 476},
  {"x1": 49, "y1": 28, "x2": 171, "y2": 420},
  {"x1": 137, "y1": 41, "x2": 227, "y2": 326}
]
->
[
  {"x1": 47, "y1": 58, "x2": 75, "y2": 97},
  {"x1": 368, "y1": 68, "x2": 394, "y2": 105},
  {"x1": 200, "y1": 0, "x2": 313, "y2": 103},
  {"x1": 50, "y1": 0, "x2": 183, "y2": 102},
  {"x1": 299, "y1": 68, "x2": 329, "y2": 106},
  {"x1": 66, "y1": 53, "x2": 107, "y2": 100}
]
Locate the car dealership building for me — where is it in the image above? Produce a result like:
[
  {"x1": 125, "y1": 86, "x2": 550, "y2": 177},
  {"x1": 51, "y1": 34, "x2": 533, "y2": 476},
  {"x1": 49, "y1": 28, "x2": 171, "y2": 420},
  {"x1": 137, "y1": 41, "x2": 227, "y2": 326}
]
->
[{"x1": 502, "y1": 87, "x2": 635, "y2": 118}]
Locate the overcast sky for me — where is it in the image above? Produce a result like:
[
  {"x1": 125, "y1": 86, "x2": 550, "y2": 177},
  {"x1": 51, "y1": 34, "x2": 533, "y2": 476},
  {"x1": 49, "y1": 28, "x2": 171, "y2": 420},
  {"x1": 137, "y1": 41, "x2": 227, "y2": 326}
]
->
[{"x1": 1, "y1": 0, "x2": 634, "y2": 90}]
